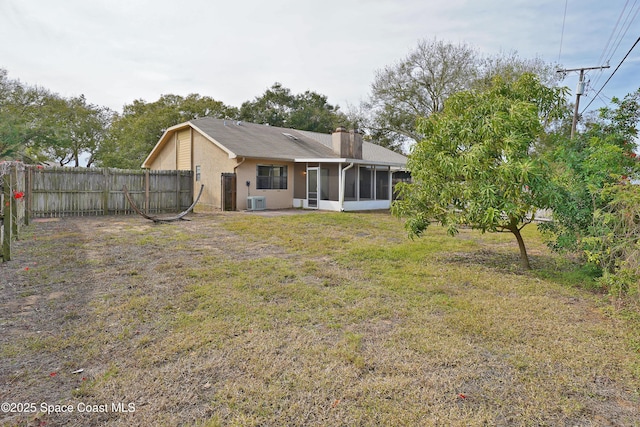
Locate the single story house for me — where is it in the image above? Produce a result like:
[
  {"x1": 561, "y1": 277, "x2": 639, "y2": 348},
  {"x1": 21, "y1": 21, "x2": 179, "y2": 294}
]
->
[{"x1": 142, "y1": 118, "x2": 408, "y2": 211}]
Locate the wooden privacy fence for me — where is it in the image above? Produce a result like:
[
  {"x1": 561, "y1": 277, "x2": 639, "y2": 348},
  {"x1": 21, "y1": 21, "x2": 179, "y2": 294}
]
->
[
  {"x1": 29, "y1": 167, "x2": 193, "y2": 218},
  {"x1": 1, "y1": 162, "x2": 193, "y2": 261}
]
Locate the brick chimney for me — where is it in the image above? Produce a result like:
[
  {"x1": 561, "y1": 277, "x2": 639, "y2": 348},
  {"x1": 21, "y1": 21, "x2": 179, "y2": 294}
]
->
[{"x1": 332, "y1": 127, "x2": 362, "y2": 159}]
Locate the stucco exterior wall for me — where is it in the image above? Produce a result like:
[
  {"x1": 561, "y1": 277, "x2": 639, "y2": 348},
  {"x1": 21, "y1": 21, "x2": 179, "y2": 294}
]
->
[
  {"x1": 192, "y1": 131, "x2": 237, "y2": 212},
  {"x1": 235, "y1": 158, "x2": 295, "y2": 210}
]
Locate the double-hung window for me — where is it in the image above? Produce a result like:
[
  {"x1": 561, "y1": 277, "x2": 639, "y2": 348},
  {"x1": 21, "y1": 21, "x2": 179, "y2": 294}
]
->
[{"x1": 256, "y1": 165, "x2": 288, "y2": 190}]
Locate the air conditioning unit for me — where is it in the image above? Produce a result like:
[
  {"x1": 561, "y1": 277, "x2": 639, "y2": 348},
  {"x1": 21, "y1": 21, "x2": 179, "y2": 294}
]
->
[{"x1": 246, "y1": 196, "x2": 266, "y2": 211}]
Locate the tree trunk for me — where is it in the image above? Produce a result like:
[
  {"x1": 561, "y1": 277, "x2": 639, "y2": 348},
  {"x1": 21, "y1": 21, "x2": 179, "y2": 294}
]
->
[{"x1": 509, "y1": 224, "x2": 531, "y2": 270}]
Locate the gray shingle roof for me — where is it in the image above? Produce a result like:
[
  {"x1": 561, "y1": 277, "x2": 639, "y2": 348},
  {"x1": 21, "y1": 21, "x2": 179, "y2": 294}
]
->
[
  {"x1": 187, "y1": 117, "x2": 407, "y2": 166},
  {"x1": 190, "y1": 118, "x2": 338, "y2": 161}
]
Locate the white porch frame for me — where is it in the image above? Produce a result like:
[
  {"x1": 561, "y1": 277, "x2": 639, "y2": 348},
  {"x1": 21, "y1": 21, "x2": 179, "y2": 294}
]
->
[{"x1": 294, "y1": 158, "x2": 402, "y2": 211}]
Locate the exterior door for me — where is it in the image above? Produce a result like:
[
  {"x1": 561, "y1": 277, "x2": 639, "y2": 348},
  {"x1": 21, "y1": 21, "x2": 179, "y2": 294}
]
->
[
  {"x1": 221, "y1": 173, "x2": 236, "y2": 211},
  {"x1": 307, "y1": 167, "x2": 319, "y2": 208}
]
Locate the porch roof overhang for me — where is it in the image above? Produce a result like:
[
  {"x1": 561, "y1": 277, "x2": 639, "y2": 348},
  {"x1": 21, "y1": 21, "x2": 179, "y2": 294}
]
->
[{"x1": 294, "y1": 158, "x2": 407, "y2": 170}]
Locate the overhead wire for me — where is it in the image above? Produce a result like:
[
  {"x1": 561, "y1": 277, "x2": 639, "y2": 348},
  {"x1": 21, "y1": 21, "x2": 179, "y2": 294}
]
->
[
  {"x1": 589, "y1": 1, "x2": 639, "y2": 95},
  {"x1": 581, "y1": 36, "x2": 640, "y2": 114},
  {"x1": 606, "y1": 0, "x2": 639, "y2": 63},
  {"x1": 558, "y1": 0, "x2": 568, "y2": 62},
  {"x1": 597, "y1": 0, "x2": 632, "y2": 66},
  {"x1": 594, "y1": 92, "x2": 612, "y2": 110}
]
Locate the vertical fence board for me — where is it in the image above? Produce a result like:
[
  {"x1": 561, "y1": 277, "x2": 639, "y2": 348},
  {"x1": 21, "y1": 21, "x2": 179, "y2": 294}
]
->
[
  {"x1": 11, "y1": 166, "x2": 19, "y2": 237},
  {"x1": 1, "y1": 167, "x2": 13, "y2": 260}
]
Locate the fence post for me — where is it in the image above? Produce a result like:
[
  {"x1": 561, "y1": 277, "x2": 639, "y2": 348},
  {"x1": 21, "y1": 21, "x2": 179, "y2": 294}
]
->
[
  {"x1": 2, "y1": 168, "x2": 12, "y2": 261},
  {"x1": 145, "y1": 168, "x2": 150, "y2": 214},
  {"x1": 11, "y1": 165, "x2": 19, "y2": 238},
  {"x1": 103, "y1": 168, "x2": 109, "y2": 216},
  {"x1": 24, "y1": 166, "x2": 31, "y2": 226},
  {"x1": 176, "y1": 171, "x2": 181, "y2": 211}
]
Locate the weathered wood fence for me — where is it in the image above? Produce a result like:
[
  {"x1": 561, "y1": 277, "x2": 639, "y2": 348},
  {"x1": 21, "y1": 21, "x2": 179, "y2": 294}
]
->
[
  {"x1": 1, "y1": 162, "x2": 26, "y2": 261},
  {"x1": 29, "y1": 167, "x2": 193, "y2": 218},
  {"x1": 1, "y1": 162, "x2": 192, "y2": 261}
]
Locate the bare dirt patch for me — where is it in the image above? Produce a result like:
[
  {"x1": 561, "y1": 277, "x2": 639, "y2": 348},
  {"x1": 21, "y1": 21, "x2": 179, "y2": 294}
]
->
[{"x1": 0, "y1": 215, "x2": 244, "y2": 426}]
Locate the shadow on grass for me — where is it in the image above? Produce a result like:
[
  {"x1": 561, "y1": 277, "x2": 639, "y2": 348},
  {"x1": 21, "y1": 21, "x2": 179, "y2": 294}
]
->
[
  {"x1": 441, "y1": 249, "x2": 548, "y2": 275},
  {"x1": 442, "y1": 247, "x2": 603, "y2": 291}
]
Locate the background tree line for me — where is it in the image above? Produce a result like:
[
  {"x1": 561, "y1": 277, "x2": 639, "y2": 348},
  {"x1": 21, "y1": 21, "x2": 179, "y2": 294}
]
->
[
  {"x1": 0, "y1": 69, "x2": 110, "y2": 167},
  {"x1": 0, "y1": 72, "x2": 350, "y2": 169},
  {"x1": 1, "y1": 38, "x2": 562, "y2": 169}
]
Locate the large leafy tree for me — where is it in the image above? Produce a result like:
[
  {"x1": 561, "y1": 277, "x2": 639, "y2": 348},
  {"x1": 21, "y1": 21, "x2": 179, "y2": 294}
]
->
[
  {"x1": 288, "y1": 90, "x2": 345, "y2": 133},
  {"x1": 239, "y1": 83, "x2": 293, "y2": 128},
  {"x1": 360, "y1": 39, "x2": 561, "y2": 153},
  {"x1": 41, "y1": 95, "x2": 112, "y2": 167},
  {"x1": 98, "y1": 94, "x2": 237, "y2": 169},
  {"x1": 1, "y1": 69, "x2": 111, "y2": 165},
  {"x1": 363, "y1": 39, "x2": 477, "y2": 152},
  {"x1": 475, "y1": 50, "x2": 561, "y2": 90},
  {"x1": 0, "y1": 69, "x2": 22, "y2": 159},
  {"x1": 392, "y1": 74, "x2": 568, "y2": 269},
  {"x1": 239, "y1": 82, "x2": 346, "y2": 133},
  {"x1": 541, "y1": 90, "x2": 640, "y2": 287},
  {"x1": 0, "y1": 69, "x2": 56, "y2": 162},
  {"x1": 585, "y1": 183, "x2": 640, "y2": 297}
]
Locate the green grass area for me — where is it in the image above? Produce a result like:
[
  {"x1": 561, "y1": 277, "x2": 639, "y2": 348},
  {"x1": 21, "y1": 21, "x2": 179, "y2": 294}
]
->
[{"x1": 1, "y1": 212, "x2": 638, "y2": 426}]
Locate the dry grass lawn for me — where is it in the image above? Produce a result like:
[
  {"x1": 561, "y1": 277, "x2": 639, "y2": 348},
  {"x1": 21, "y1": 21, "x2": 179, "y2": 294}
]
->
[{"x1": 1, "y1": 211, "x2": 639, "y2": 426}]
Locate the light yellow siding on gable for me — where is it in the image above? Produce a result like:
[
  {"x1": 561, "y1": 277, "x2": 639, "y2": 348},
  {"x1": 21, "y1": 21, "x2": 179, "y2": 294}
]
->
[
  {"x1": 177, "y1": 129, "x2": 191, "y2": 170},
  {"x1": 147, "y1": 135, "x2": 176, "y2": 170}
]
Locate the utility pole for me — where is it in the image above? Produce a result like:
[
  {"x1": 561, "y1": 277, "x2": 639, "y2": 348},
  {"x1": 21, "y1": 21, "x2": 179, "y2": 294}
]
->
[{"x1": 557, "y1": 65, "x2": 610, "y2": 139}]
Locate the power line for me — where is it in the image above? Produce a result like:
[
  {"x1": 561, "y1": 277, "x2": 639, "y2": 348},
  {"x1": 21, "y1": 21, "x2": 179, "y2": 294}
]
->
[
  {"x1": 581, "y1": 36, "x2": 640, "y2": 114},
  {"x1": 606, "y1": 0, "x2": 639, "y2": 63},
  {"x1": 590, "y1": 1, "x2": 640, "y2": 94},
  {"x1": 558, "y1": 0, "x2": 568, "y2": 62},
  {"x1": 597, "y1": 0, "x2": 632, "y2": 66},
  {"x1": 596, "y1": 92, "x2": 611, "y2": 107}
]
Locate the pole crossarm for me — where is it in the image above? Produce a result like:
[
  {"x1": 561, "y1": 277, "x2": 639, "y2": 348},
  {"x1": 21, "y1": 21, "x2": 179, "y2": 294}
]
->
[
  {"x1": 557, "y1": 65, "x2": 611, "y2": 139},
  {"x1": 556, "y1": 65, "x2": 610, "y2": 73}
]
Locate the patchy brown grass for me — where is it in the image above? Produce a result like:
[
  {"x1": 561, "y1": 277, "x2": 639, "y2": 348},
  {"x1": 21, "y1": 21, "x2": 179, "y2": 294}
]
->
[{"x1": 0, "y1": 211, "x2": 639, "y2": 426}]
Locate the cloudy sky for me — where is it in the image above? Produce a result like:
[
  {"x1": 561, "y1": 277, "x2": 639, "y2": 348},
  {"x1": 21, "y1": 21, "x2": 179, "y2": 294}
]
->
[{"x1": 1, "y1": 0, "x2": 638, "y2": 115}]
